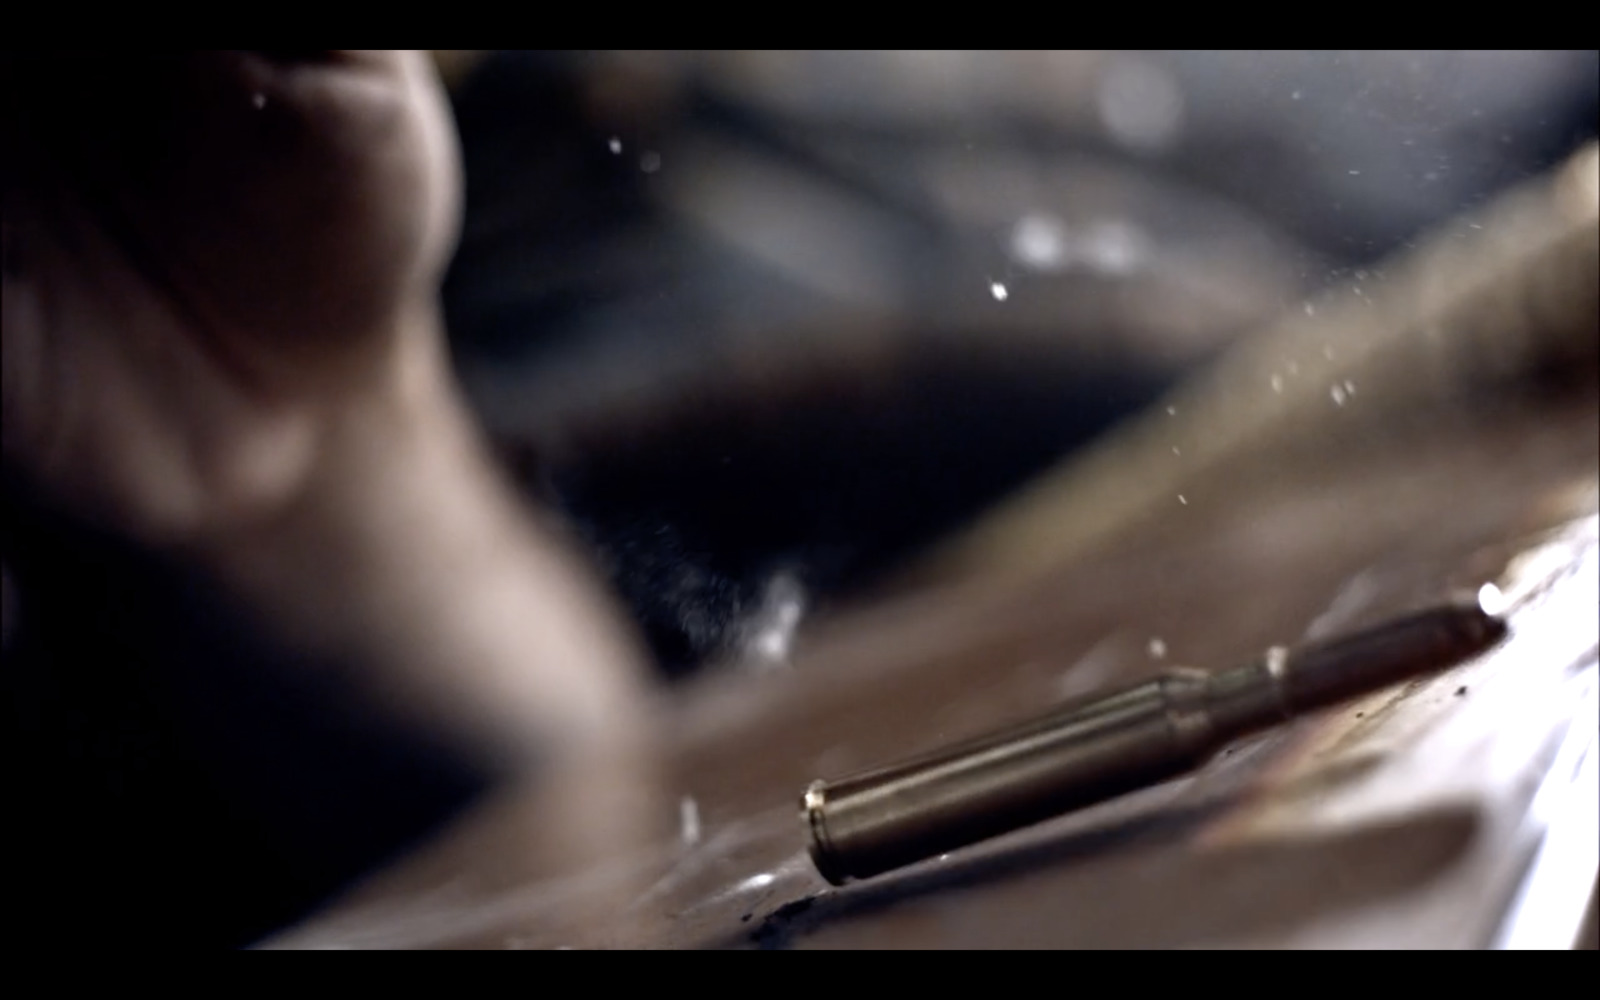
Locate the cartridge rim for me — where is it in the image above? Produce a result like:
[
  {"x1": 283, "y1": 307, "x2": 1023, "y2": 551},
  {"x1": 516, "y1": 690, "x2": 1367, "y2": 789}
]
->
[{"x1": 802, "y1": 780, "x2": 848, "y2": 885}]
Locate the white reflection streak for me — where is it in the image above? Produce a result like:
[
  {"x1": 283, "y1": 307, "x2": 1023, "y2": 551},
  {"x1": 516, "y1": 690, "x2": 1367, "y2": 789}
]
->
[
  {"x1": 673, "y1": 850, "x2": 816, "y2": 919},
  {"x1": 1493, "y1": 674, "x2": 1599, "y2": 949},
  {"x1": 1488, "y1": 515, "x2": 1600, "y2": 949}
]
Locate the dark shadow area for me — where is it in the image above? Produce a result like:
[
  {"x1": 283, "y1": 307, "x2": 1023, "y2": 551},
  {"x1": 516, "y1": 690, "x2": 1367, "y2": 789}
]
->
[{"x1": 2, "y1": 485, "x2": 489, "y2": 949}]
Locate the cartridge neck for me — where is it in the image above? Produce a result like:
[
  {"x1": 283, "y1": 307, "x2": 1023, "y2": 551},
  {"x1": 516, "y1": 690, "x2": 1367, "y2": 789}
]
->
[{"x1": 1202, "y1": 651, "x2": 1294, "y2": 744}]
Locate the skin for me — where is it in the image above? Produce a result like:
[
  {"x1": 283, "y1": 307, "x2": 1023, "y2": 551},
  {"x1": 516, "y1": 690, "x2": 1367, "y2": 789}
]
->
[{"x1": 2, "y1": 51, "x2": 657, "y2": 772}]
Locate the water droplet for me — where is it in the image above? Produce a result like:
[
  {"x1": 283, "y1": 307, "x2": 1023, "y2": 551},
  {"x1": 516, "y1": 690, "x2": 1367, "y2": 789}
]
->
[
  {"x1": 1009, "y1": 213, "x2": 1068, "y2": 271},
  {"x1": 1264, "y1": 645, "x2": 1289, "y2": 676},
  {"x1": 1097, "y1": 54, "x2": 1184, "y2": 151},
  {"x1": 744, "y1": 573, "x2": 806, "y2": 668},
  {"x1": 1082, "y1": 220, "x2": 1148, "y2": 276},
  {"x1": 679, "y1": 796, "x2": 702, "y2": 847},
  {"x1": 1270, "y1": 374, "x2": 1284, "y2": 394},
  {"x1": 640, "y1": 151, "x2": 662, "y2": 173},
  {"x1": 1148, "y1": 638, "x2": 1168, "y2": 659},
  {"x1": 608, "y1": 137, "x2": 623, "y2": 154},
  {"x1": 251, "y1": 93, "x2": 266, "y2": 110},
  {"x1": 1330, "y1": 384, "x2": 1348, "y2": 406},
  {"x1": 989, "y1": 281, "x2": 1009, "y2": 301}
]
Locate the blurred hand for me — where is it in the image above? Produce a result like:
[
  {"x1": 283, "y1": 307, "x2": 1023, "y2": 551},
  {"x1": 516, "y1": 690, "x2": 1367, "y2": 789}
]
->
[
  {"x1": 3, "y1": 51, "x2": 461, "y2": 543},
  {"x1": 3, "y1": 50, "x2": 654, "y2": 767}
]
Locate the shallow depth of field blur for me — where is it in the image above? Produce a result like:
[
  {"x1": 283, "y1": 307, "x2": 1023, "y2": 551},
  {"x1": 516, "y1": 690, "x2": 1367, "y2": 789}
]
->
[
  {"x1": 429, "y1": 50, "x2": 1599, "y2": 678},
  {"x1": 1, "y1": 52, "x2": 1596, "y2": 952}
]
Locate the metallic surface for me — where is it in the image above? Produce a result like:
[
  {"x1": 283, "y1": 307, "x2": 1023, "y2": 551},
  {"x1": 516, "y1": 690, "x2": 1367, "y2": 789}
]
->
[
  {"x1": 262, "y1": 141, "x2": 1597, "y2": 951},
  {"x1": 803, "y1": 605, "x2": 1506, "y2": 884}
]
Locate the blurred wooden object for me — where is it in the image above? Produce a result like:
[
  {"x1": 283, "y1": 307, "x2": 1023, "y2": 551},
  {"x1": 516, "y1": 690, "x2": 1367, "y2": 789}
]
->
[
  {"x1": 266, "y1": 145, "x2": 1598, "y2": 950},
  {"x1": 914, "y1": 142, "x2": 1599, "y2": 590}
]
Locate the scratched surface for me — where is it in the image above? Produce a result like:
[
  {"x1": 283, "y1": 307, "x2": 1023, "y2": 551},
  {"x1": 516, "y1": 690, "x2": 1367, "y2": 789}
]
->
[{"x1": 266, "y1": 146, "x2": 1599, "y2": 950}]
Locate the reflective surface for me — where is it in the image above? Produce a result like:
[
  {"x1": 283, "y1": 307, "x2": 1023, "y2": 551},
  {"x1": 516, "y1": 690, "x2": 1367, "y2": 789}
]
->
[
  {"x1": 267, "y1": 209, "x2": 1599, "y2": 946},
  {"x1": 803, "y1": 604, "x2": 1505, "y2": 885},
  {"x1": 263, "y1": 72, "x2": 1599, "y2": 953}
]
